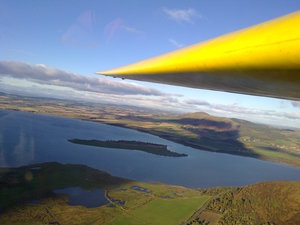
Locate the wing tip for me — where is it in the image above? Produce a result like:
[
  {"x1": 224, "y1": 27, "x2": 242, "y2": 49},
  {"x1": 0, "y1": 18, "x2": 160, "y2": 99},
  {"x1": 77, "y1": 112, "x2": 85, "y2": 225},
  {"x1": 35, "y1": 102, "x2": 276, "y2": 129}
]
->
[
  {"x1": 95, "y1": 71, "x2": 114, "y2": 76},
  {"x1": 95, "y1": 71, "x2": 125, "y2": 79}
]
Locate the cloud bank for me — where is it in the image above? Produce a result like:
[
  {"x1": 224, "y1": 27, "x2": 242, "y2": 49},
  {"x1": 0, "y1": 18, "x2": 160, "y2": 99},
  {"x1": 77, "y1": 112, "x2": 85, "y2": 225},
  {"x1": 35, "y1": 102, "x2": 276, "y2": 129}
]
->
[
  {"x1": 0, "y1": 61, "x2": 299, "y2": 128},
  {"x1": 0, "y1": 61, "x2": 164, "y2": 96}
]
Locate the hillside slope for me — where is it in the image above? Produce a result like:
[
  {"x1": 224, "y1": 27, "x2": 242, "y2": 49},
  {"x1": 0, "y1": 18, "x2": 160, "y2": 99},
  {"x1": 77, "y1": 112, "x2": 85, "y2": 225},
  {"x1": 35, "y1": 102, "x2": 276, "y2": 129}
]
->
[{"x1": 193, "y1": 181, "x2": 300, "y2": 225}]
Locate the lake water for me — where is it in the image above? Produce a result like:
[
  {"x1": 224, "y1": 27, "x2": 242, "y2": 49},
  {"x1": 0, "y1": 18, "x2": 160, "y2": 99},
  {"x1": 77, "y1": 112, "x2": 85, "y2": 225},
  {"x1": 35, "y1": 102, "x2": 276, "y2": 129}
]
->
[
  {"x1": 54, "y1": 187, "x2": 108, "y2": 208},
  {"x1": 0, "y1": 109, "x2": 300, "y2": 188}
]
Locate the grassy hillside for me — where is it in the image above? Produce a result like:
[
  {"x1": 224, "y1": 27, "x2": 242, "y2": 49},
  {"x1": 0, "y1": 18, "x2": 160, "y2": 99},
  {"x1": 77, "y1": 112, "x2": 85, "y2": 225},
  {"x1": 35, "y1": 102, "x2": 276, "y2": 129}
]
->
[
  {"x1": 221, "y1": 181, "x2": 300, "y2": 225},
  {"x1": 192, "y1": 181, "x2": 300, "y2": 225}
]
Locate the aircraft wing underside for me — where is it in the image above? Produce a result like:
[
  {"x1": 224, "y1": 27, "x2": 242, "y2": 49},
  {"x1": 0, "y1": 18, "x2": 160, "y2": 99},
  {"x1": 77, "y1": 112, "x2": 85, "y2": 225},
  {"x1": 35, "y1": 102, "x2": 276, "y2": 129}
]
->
[{"x1": 97, "y1": 11, "x2": 300, "y2": 101}]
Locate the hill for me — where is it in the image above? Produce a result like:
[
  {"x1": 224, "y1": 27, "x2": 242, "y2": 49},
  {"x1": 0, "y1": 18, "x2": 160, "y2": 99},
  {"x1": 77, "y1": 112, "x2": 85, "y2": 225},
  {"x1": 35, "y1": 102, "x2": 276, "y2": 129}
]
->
[{"x1": 191, "y1": 181, "x2": 300, "y2": 225}]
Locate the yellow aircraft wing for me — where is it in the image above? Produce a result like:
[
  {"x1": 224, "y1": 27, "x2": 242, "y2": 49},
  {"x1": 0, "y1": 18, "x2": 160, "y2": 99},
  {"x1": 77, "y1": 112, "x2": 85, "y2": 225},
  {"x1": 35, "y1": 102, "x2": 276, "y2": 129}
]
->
[{"x1": 97, "y1": 11, "x2": 300, "y2": 101}]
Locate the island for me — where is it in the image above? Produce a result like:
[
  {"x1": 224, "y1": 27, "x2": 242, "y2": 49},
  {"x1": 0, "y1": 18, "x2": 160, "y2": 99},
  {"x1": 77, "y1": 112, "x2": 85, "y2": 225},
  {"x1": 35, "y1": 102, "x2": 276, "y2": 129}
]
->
[{"x1": 68, "y1": 139, "x2": 188, "y2": 157}]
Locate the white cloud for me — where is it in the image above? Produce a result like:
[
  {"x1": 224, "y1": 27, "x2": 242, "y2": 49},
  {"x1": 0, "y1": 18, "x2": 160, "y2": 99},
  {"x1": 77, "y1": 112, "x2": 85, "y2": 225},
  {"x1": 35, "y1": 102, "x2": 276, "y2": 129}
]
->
[
  {"x1": 162, "y1": 8, "x2": 199, "y2": 23},
  {"x1": 104, "y1": 18, "x2": 143, "y2": 41},
  {"x1": 184, "y1": 99, "x2": 210, "y2": 106},
  {"x1": 122, "y1": 25, "x2": 143, "y2": 35},
  {"x1": 0, "y1": 61, "x2": 165, "y2": 96},
  {"x1": 168, "y1": 38, "x2": 184, "y2": 48},
  {"x1": 61, "y1": 10, "x2": 98, "y2": 48},
  {"x1": 0, "y1": 76, "x2": 184, "y2": 113}
]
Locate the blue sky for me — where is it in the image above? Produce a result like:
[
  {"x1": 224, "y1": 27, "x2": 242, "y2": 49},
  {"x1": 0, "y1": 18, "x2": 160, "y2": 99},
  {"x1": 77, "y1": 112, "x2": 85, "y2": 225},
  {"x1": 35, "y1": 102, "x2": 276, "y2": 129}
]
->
[{"x1": 0, "y1": 0, "x2": 300, "y2": 127}]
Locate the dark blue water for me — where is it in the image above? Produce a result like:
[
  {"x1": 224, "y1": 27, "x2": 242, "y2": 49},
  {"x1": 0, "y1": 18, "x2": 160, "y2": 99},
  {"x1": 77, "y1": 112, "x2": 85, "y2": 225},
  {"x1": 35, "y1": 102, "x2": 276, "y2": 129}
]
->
[
  {"x1": 54, "y1": 187, "x2": 108, "y2": 208},
  {"x1": 0, "y1": 109, "x2": 300, "y2": 188}
]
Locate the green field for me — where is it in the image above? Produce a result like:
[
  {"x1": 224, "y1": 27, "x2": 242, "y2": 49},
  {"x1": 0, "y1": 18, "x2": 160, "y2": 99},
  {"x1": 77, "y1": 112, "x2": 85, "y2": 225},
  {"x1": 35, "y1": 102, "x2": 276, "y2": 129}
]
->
[
  {"x1": 109, "y1": 197, "x2": 208, "y2": 225},
  {"x1": 127, "y1": 197, "x2": 208, "y2": 225}
]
